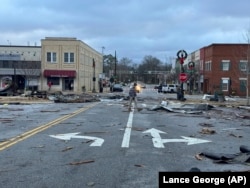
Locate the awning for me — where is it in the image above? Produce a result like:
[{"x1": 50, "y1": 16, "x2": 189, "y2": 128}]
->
[{"x1": 44, "y1": 70, "x2": 76, "y2": 77}]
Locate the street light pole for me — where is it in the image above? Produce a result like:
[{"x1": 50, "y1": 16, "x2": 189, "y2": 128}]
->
[
  {"x1": 102, "y1": 46, "x2": 105, "y2": 77},
  {"x1": 92, "y1": 58, "x2": 96, "y2": 93},
  {"x1": 114, "y1": 50, "x2": 117, "y2": 79}
]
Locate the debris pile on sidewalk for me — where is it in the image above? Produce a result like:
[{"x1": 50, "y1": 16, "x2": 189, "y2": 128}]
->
[{"x1": 48, "y1": 92, "x2": 101, "y2": 103}]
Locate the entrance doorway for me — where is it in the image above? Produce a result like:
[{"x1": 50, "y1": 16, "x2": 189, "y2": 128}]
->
[{"x1": 63, "y1": 78, "x2": 74, "y2": 91}]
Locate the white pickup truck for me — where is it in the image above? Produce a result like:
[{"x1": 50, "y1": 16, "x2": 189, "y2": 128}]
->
[{"x1": 162, "y1": 84, "x2": 179, "y2": 93}]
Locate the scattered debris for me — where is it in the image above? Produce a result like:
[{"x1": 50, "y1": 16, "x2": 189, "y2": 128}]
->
[
  {"x1": 69, "y1": 159, "x2": 95, "y2": 165},
  {"x1": 86, "y1": 182, "x2": 95, "y2": 187},
  {"x1": 40, "y1": 109, "x2": 60, "y2": 112},
  {"x1": 189, "y1": 167, "x2": 201, "y2": 172},
  {"x1": 199, "y1": 145, "x2": 250, "y2": 165},
  {"x1": 235, "y1": 112, "x2": 250, "y2": 119},
  {"x1": 195, "y1": 154, "x2": 203, "y2": 160},
  {"x1": 0, "y1": 118, "x2": 13, "y2": 123},
  {"x1": 199, "y1": 128, "x2": 216, "y2": 134},
  {"x1": 149, "y1": 101, "x2": 214, "y2": 114},
  {"x1": 31, "y1": 145, "x2": 45, "y2": 148},
  {"x1": 62, "y1": 147, "x2": 73, "y2": 152},
  {"x1": 47, "y1": 92, "x2": 101, "y2": 103},
  {"x1": 134, "y1": 164, "x2": 145, "y2": 167},
  {"x1": 228, "y1": 133, "x2": 243, "y2": 138},
  {"x1": 198, "y1": 123, "x2": 214, "y2": 127},
  {"x1": 7, "y1": 108, "x2": 24, "y2": 111}
]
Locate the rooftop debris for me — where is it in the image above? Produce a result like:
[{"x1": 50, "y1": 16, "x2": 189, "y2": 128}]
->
[
  {"x1": 148, "y1": 100, "x2": 214, "y2": 114},
  {"x1": 48, "y1": 92, "x2": 101, "y2": 103}
]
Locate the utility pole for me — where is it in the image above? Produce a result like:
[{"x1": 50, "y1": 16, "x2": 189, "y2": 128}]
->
[
  {"x1": 114, "y1": 50, "x2": 117, "y2": 79},
  {"x1": 102, "y1": 46, "x2": 105, "y2": 77},
  {"x1": 92, "y1": 58, "x2": 96, "y2": 93}
]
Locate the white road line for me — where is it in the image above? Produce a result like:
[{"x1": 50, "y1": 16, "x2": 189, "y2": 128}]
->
[{"x1": 121, "y1": 109, "x2": 134, "y2": 148}]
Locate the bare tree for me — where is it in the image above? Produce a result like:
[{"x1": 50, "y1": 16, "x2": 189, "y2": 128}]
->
[
  {"x1": 230, "y1": 30, "x2": 250, "y2": 105},
  {"x1": 116, "y1": 57, "x2": 133, "y2": 82},
  {"x1": 19, "y1": 61, "x2": 41, "y2": 91},
  {"x1": 242, "y1": 29, "x2": 250, "y2": 105}
]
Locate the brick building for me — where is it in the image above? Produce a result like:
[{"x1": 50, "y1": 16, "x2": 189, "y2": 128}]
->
[{"x1": 186, "y1": 43, "x2": 249, "y2": 97}]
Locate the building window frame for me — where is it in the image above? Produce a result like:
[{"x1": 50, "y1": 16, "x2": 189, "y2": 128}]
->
[
  {"x1": 239, "y1": 78, "x2": 247, "y2": 92},
  {"x1": 64, "y1": 52, "x2": 74, "y2": 63},
  {"x1": 239, "y1": 60, "x2": 248, "y2": 72},
  {"x1": 47, "y1": 77, "x2": 60, "y2": 85},
  {"x1": 205, "y1": 60, "x2": 211, "y2": 71},
  {"x1": 221, "y1": 60, "x2": 230, "y2": 71},
  {"x1": 47, "y1": 52, "x2": 57, "y2": 63},
  {"x1": 221, "y1": 77, "x2": 230, "y2": 91}
]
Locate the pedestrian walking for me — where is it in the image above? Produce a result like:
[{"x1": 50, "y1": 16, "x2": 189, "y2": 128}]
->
[
  {"x1": 128, "y1": 83, "x2": 141, "y2": 112},
  {"x1": 48, "y1": 81, "x2": 52, "y2": 91}
]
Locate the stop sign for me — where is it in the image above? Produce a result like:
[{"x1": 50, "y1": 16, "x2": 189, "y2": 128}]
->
[{"x1": 179, "y1": 73, "x2": 187, "y2": 82}]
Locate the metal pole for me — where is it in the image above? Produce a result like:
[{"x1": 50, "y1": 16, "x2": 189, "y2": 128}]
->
[
  {"x1": 102, "y1": 46, "x2": 105, "y2": 76},
  {"x1": 92, "y1": 58, "x2": 96, "y2": 93},
  {"x1": 180, "y1": 59, "x2": 185, "y2": 100},
  {"x1": 114, "y1": 50, "x2": 117, "y2": 78}
]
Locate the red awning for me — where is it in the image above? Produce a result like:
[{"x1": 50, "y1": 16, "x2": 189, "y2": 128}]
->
[{"x1": 44, "y1": 70, "x2": 76, "y2": 77}]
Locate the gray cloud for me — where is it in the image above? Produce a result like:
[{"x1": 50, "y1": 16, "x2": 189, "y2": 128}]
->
[{"x1": 0, "y1": 0, "x2": 249, "y2": 63}]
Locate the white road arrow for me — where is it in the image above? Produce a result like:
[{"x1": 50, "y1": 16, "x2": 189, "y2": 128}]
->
[
  {"x1": 49, "y1": 132, "x2": 104, "y2": 147},
  {"x1": 143, "y1": 128, "x2": 211, "y2": 148},
  {"x1": 143, "y1": 128, "x2": 167, "y2": 148},
  {"x1": 162, "y1": 136, "x2": 211, "y2": 145}
]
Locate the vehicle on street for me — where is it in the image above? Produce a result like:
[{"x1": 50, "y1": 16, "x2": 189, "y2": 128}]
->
[
  {"x1": 154, "y1": 85, "x2": 159, "y2": 90},
  {"x1": 162, "y1": 84, "x2": 179, "y2": 93},
  {"x1": 157, "y1": 84, "x2": 167, "y2": 93},
  {"x1": 113, "y1": 84, "x2": 123, "y2": 92}
]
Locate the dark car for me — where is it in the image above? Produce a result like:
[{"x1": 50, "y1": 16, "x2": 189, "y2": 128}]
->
[
  {"x1": 112, "y1": 84, "x2": 123, "y2": 92},
  {"x1": 154, "y1": 85, "x2": 159, "y2": 90}
]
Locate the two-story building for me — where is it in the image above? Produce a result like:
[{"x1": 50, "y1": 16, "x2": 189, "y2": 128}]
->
[
  {"x1": 185, "y1": 43, "x2": 249, "y2": 97},
  {"x1": 0, "y1": 45, "x2": 41, "y2": 92},
  {"x1": 41, "y1": 37, "x2": 103, "y2": 93},
  {"x1": 0, "y1": 37, "x2": 103, "y2": 94}
]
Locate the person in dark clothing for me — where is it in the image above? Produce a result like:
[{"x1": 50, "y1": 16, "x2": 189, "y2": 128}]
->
[{"x1": 128, "y1": 83, "x2": 140, "y2": 112}]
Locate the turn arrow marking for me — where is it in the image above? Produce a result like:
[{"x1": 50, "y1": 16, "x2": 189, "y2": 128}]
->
[
  {"x1": 162, "y1": 136, "x2": 212, "y2": 145},
  {"x1": 143, "y1": 128, "x2": 211, "y2": 148},
  {"x1": 49, "y1": 132, "x2": 104, "y2": 147},
  {"x1": 143, "y1": 128, "x2": 166, "y2": 148}
]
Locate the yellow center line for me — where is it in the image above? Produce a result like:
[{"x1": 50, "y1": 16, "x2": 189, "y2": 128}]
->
[{"x1": 0, "y1": 102, "x2": 99, "y2": 151}]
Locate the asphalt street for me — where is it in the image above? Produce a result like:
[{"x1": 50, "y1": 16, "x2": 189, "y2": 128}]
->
[{"x1": 0, "y1": 85, "x2": 249, "y2": 188}]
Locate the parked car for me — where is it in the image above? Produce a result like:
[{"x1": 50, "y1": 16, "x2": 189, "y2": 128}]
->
[
  {"x1": 162, "y1": 84, "x2": 179, "y2": 93},
  {"x1": 154, "y1": 85, "x2": 159, "y2": 90},
  {"x1": 158, "y1": 85, "x2": 167, "y2": 93},
  {"x1": 112, "y1": 84, "x2": 123, "y2": 92}
]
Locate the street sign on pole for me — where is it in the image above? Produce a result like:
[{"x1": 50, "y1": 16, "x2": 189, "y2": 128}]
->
[{"x1": 179, "y1": 73, "x2": 187, "y2": 82}]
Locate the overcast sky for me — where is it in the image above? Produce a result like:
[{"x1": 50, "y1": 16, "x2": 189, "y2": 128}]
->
[{"x1": 0, "y1": 0, "x2": 249, "y2": 63}]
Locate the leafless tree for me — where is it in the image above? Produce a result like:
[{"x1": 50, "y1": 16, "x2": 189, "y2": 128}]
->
[
  {"x1": 18, "y1": 61, "x2": 41, "y2": 91},
  {"x1": 242, "y1": 29, "x2": 250, "y2": 105},
  {"x1": 230, "y1": 29, "x2": 250, "y2": 105}
]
